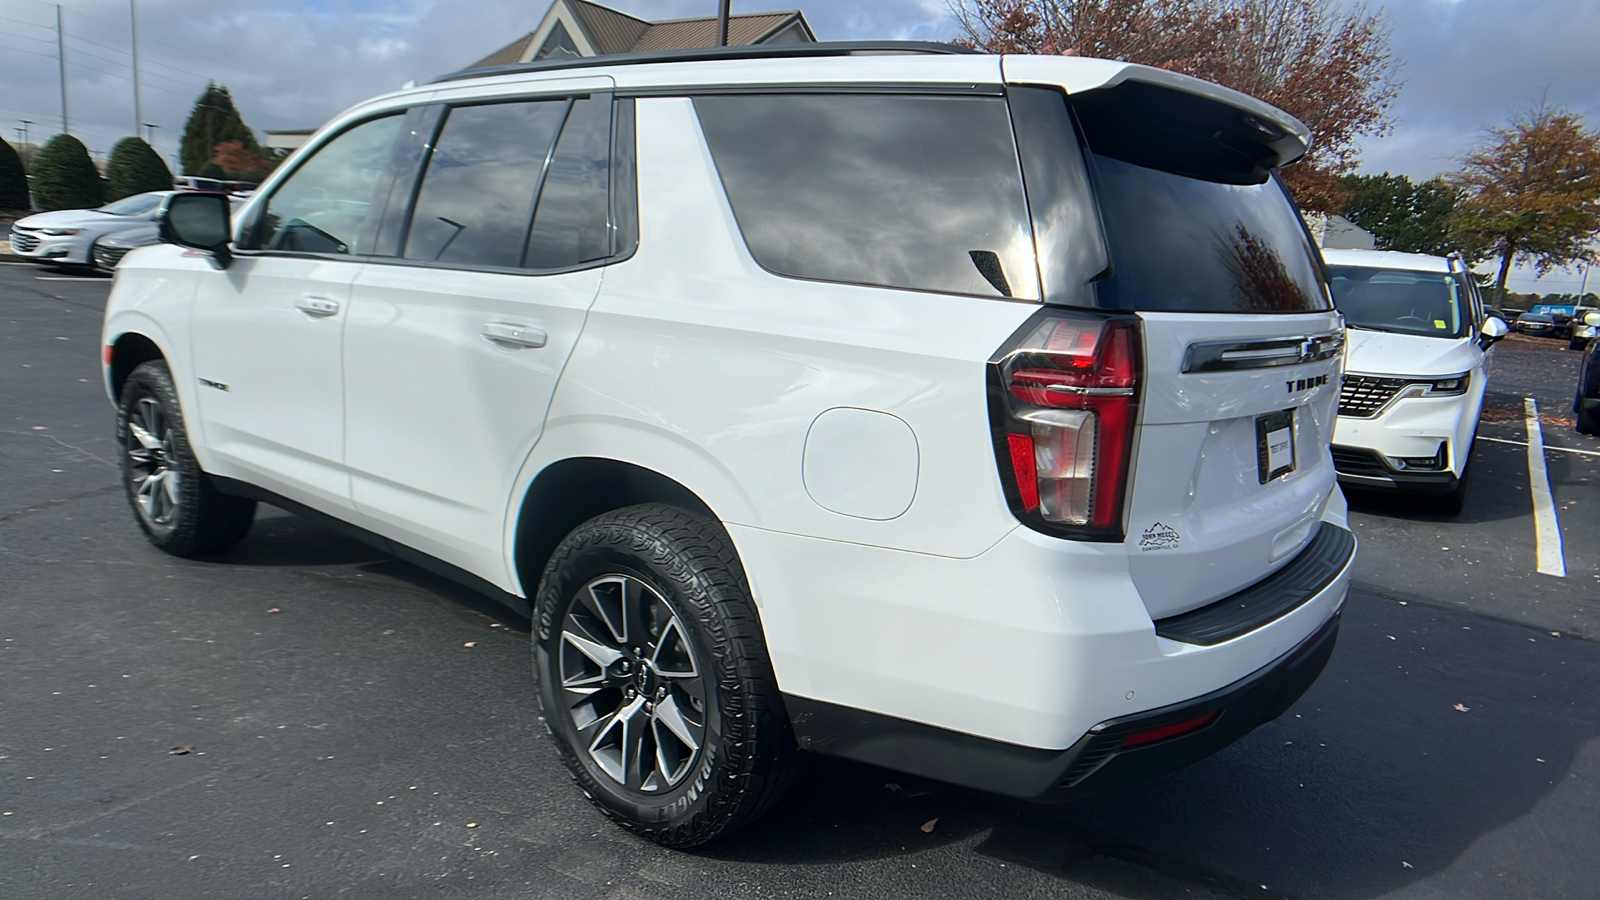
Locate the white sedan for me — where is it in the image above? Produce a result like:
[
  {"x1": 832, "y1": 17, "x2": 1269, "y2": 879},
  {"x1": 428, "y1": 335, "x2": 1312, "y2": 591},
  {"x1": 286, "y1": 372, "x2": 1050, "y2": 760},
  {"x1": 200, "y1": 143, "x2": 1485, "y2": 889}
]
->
[{"x1": 9, "y1": 192, "x2": 174, "y2": 267}]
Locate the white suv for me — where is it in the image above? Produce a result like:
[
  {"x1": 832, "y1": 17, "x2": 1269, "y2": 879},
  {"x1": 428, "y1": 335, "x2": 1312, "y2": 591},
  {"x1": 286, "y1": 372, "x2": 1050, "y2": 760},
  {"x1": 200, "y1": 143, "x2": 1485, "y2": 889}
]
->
[
  {"x1": 102, "y1": 43, "x2": 1354, "y2": 847},
  {"x1": 1322, "y1": 249, "x2": 1508, "y2": 514}
]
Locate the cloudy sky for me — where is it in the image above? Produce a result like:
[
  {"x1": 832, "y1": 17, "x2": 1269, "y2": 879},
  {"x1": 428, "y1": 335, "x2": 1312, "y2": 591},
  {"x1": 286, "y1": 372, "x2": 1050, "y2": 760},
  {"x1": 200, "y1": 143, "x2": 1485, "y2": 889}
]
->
[{"x1": 1, "y1": 0, "x2": 1596, "y2": 292}]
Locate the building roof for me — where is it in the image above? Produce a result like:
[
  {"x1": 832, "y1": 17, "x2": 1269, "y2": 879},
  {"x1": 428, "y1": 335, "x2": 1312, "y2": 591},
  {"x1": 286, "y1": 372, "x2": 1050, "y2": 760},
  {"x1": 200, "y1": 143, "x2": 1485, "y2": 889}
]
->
[{"x1": 467, "y1": 0, "x2": 813, "y2": 69}]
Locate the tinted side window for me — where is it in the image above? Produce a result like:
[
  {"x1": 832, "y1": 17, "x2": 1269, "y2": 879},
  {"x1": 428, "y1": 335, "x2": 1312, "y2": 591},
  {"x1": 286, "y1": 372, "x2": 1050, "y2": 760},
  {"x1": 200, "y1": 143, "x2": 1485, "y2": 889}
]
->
[
  {"x1": 524, "y1": 95, "x2": 612, "y2": 269},
  {"x1": 694, "y1": 93, "x2": 1038, "y2": 300},
  {"x1": 246, "y1": 114, "x2": 403, "y2": 254},
  {"x1": 404, "y1": 100, "x2": 567, "y2": 268}
]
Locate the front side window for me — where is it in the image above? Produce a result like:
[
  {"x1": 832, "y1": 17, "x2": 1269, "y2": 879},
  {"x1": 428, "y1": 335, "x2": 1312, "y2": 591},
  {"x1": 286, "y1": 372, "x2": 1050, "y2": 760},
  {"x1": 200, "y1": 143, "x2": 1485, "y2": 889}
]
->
[
  {"x1": 404, "y1": 100, "x2": 569, "y2": 268},
  {"x1": 245, "y1": 114, "x2": 403, "y2": 254},
  {"x1": 1327, "y1": 266, "x2": 1469, "y2": 338},
  {"x1": 694, "y1": 93, "x2": 1039, "y2": 300},
  {"x1": 100, "y1": 193, "x2": 164, "y2": 216}
]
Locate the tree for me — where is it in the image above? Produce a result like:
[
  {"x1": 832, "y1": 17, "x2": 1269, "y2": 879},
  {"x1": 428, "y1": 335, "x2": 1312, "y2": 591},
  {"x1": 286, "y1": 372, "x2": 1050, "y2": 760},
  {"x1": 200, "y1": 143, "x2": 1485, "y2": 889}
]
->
[
  {"x1": 104, "y1": 137, "x2": 173, "y2": 201},
  {"x1": 953, "y1": 0, "x2": 1400, "y2": 212},
  {"x1": 1449, "y1": 102, "x2": 1600, "y2": 297},
  {"x1": 0, "y1": 138, "x2": 27, "y2": 210},
  {"x1": 179, "y1": 82, "x2": 262, "y2": 176},
  {"x1": 31, "y1": 134, "x2": 103, "y2": 210},
  {"x1": 1339, "y1": 172, "x2": 1461, "y2": 255},
  {"x1": 210, "y1": 139, "x2": 269, "y2": 182}
]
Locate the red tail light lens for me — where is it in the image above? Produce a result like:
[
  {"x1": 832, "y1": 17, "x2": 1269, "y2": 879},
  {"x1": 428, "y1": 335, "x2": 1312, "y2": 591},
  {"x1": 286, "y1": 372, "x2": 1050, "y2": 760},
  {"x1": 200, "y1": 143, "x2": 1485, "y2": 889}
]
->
[{"x1": 988, "y1": 313, "x2": 1141, "y2": 540}]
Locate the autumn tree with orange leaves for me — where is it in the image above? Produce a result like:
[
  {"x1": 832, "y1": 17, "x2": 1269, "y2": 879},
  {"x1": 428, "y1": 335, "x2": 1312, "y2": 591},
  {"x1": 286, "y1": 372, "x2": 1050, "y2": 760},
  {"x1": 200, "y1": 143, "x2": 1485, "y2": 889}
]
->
[
  {"x1": 1448, "y1": 103, "x2": 1600, "y2": 297},
  {"x1": 952, "y1": 0, "x2": 1400, "y2": 212}
]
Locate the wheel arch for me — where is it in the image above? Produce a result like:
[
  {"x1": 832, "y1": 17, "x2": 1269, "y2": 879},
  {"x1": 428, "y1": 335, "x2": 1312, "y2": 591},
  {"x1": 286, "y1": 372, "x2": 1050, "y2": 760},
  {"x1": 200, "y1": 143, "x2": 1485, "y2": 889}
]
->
[
  {"x1": 108, "y1": 330, "x2": 168, "y2": 401},
  {"x1": 511, "y1": 456, "x2": 724, "y2": 598}
]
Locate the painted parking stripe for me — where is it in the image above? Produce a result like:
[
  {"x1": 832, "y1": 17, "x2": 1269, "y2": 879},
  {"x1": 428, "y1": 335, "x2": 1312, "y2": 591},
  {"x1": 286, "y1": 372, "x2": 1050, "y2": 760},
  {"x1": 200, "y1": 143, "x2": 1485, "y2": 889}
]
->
[
  {"x1": 1524, "y1": 398, "x2": 1566, "y2": 578},
  {"x1": 35, "y1": 276, "x2": 105, "y2": 282},
  {"x1": 1480, "y1": 436, "x2": 1600, "y2": 458}
]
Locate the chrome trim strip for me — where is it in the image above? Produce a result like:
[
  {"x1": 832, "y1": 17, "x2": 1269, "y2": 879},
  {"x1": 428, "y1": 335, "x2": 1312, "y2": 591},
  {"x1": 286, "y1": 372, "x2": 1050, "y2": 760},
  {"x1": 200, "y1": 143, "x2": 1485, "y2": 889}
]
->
[{"x1": 1183, "y1": 332, "x2": 1344, "y2": 373}]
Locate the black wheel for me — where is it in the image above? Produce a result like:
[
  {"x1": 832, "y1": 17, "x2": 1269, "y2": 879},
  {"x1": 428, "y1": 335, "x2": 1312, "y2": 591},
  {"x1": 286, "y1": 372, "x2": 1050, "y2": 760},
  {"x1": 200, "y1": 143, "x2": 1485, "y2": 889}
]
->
[
  {"x1": 1436, "y1": 462, "x2": 1470, "y2": 515},
  {"x1": 117, "y1": 360, "x2": 256, "y2": 555},
  {"x1": 1578, "y1": 402, "x2": 1600, "y2": 436},
  {"x1": 533, "y1": 504, "x2": 795, "y2": 847}
]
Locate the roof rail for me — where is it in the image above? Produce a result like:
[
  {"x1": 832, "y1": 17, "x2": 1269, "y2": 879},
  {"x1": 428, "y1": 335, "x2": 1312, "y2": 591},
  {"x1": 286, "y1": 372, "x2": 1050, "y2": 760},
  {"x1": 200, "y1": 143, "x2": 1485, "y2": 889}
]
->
[{"x1": 430, "y1": 40, "x2": 980, "y2": 84}]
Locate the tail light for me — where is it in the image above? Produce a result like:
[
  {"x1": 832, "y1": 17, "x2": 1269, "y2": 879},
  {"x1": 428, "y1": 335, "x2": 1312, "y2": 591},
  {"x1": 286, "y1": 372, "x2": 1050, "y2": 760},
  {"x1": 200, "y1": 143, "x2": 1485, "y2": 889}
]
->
[{"x1": 988, "y1": 311, "x2": 1141, "y2": 540}]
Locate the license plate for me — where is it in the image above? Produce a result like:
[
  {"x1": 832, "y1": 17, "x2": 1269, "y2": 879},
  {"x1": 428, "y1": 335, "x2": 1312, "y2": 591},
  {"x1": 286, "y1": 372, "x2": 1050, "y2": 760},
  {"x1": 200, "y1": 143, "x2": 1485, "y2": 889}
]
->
[{"x1": 1256, "y1": 409, "x2": 1296, "y2": 483}]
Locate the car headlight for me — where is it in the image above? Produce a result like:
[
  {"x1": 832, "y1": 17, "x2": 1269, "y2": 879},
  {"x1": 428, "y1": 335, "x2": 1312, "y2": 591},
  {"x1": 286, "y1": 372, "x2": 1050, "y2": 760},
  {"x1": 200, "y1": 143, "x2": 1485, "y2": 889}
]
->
[
  {"x1": 39, "y1": 228, "x2": 85, "y2": 236},
  {"x1": 1424, "y1": 374, "x2": 1469, "y2": 395}
]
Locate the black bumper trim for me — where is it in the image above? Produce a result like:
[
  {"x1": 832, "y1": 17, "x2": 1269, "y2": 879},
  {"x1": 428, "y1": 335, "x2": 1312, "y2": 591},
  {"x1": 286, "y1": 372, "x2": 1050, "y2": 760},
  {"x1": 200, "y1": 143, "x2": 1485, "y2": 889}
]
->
[
  {"x1": 1332, "y1": 445, "x2": 1457, "y2": 494},
  {"x1": 784, "y1": 611, "x2": 1340, "y2": 802},
  {"x1": 1152, "y1": 523, "x2": 1354, "y2": 646}
]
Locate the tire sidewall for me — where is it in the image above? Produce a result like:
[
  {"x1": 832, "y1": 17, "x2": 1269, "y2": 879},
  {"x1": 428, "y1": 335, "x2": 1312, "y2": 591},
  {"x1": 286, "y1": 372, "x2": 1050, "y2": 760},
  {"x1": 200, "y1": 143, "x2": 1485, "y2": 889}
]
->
[
  {"x1": 534, "y1": 523, "x2": 739, "y2": 833},
  {"x1": 117, "y1": 362, "x2": 201, "y2": 546}
]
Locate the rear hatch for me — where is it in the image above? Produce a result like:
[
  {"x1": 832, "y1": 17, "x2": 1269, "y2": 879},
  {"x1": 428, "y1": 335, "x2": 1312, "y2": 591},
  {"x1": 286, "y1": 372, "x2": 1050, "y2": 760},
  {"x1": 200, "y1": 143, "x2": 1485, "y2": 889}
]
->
[{"x1": 1001, "y1": 65, "x2": 1343, "y2": 620}]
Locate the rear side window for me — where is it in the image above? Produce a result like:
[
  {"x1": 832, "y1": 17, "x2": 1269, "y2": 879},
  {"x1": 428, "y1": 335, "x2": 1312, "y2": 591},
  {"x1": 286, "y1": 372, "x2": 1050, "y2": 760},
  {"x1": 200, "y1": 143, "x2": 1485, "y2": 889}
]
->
[
  {"x1": 404, "y1": 100, "x2": 568, "y2": 267},
  {"x1": 524, "y1": 95, "x2": 612, "y2": 269},
  {"x1": 694, "y1": 93, "x2": 1039, "y2": 301}
]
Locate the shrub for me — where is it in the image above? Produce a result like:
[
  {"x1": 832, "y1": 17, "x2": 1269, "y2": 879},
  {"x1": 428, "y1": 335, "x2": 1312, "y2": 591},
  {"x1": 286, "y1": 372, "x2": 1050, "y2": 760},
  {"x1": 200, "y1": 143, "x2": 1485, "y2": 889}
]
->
[
  {"x1": 0, "y1": 138, "x2": 26, "y2": 210},
  {"x1": 31, "y1": 134, "x2": 104, "y2": 210},
  {"x1": 105, "y1": 137, "x2": 173, "y2": 201}
]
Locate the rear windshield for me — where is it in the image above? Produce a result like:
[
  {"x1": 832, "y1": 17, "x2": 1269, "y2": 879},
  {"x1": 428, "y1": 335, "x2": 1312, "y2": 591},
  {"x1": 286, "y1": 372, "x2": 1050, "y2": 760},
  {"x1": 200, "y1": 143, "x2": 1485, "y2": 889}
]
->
[
  {"x1": 1327, "y1": 266, "x2": 1468, "y2": 338},
  {"x1": 1089, "y1": 156, "x2": 1329, "y2": 313}
]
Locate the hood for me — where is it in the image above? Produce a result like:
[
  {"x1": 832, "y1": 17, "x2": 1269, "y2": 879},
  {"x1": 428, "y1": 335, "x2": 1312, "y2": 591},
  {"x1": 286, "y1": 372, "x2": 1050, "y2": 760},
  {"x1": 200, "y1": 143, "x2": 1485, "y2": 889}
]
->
[
  {"x1": 100, "y1": 223, "x2": 162, "y2": 248},
  {"x1": 14, "y1": 208, "x2": 116, "y2": 229},
  {"x1": 1345, "y1": 328, "x2": 1478, "y2": 378}
]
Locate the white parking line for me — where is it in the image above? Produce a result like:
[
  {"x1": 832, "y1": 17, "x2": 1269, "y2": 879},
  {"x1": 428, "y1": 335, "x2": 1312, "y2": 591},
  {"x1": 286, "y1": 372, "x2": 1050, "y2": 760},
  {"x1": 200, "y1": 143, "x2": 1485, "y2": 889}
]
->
[
  {"x1": 35, "y1": 276, "x2": 104, "y2": 282},
  {"x1": 1480, "y1": 436, "x2": 1600, "y2": 458},
  {"x1": 1524, "y1": 398, "x2": 1566, "y2": 578}
]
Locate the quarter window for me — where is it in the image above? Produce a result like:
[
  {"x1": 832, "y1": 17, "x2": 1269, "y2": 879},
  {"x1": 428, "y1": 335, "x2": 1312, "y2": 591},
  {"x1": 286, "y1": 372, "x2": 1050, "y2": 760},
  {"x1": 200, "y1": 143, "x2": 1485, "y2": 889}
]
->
[
  {"x1": 246, "y1": 114, "x2": 403, "y2": 254},
  {"x1": 694, "y1": 93, "x2": 1039, "y2": 300},
  {"x1": 524, "y1": 96, "x2": 613, "y2": 270}
]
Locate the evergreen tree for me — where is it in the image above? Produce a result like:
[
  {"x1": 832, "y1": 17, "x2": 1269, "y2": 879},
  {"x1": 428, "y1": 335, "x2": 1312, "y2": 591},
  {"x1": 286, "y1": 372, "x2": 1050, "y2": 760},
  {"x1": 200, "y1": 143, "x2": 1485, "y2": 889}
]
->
[
  {"x1": 0, "y1": 138, "x2": 27, "y2": 210},
  {"x1": 1340, "y1": 173, "x2": 1461, "y2": 257},
  {"x1": 104, "y1": 137, "x2": 174, "y2": 200},
  {"x1": 179, "y1": 83, "x2": 261, "y2": 176},
  {"x1": 31, "y1": 134, "x2": 104, "y2": 210}
]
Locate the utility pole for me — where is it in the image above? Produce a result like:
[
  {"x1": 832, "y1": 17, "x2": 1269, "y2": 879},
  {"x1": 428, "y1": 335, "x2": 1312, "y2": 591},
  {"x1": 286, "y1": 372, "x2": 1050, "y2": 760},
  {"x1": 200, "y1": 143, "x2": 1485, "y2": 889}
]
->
[
  {"x1": 56, "y1": 5, "x2": 69, "y2": 135},
  {"x1": 717, "y1": 0, "x2": 730, "y2": 46},
  {"x1": 130, "y1": 0, "x2": 143, "y2": 137},
  {"x1": 19, "y1": 120, "x2": 32, "y2": 158}
]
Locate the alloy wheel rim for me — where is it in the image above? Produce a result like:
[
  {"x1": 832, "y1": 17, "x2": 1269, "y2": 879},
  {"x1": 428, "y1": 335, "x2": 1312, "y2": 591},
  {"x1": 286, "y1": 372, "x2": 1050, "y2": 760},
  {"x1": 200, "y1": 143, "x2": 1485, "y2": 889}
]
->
[
  {"x1": 127, "y1": 395, "x2": 180, "y2": 526},
  {"x1": 557, "y1": 574, "x2": 707, "y2": 793}
]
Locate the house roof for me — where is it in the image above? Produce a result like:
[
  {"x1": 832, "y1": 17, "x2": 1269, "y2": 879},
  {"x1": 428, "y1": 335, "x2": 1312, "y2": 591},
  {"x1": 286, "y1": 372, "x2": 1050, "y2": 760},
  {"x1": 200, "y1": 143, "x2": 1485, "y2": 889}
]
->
[{"x1": 467, "y1": 0, "x2": 813, "y2": 69}]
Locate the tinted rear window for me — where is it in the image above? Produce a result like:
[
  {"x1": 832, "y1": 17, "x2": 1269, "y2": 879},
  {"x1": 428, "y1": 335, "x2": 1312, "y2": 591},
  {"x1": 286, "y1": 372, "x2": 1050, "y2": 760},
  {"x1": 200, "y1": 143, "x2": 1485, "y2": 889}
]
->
[
  {"x1": 694, "y1": 93, "x2": 1038, "y2": 300},
  {"x1": 1089, "y1": 155, "x2": 1329, "y2": 313}
]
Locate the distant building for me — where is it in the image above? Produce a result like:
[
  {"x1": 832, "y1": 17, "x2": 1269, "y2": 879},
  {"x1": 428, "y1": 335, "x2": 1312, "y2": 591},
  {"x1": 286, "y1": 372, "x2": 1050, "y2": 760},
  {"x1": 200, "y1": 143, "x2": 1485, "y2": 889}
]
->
[
  {"x1": 1304, "y1": 213, "x2": 1377, "y2": 251},
  {"x1": 264, "y1": 129, "x2": 316, "y2": 153},
  {"x1": 469, "y1": 0, "x2": 815, "y2": 69}
]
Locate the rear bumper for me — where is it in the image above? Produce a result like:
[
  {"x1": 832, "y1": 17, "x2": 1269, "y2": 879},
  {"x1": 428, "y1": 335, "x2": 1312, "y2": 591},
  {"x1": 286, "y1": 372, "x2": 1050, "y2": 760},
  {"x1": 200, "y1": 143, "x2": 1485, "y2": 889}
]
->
[{"x1": 786, "y1": 610, "x2": 1340, "y2": 801}]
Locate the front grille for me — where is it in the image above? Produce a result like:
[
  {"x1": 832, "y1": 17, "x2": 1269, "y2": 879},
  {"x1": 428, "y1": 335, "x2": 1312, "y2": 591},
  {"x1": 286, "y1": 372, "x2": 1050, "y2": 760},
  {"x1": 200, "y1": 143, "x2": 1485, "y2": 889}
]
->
[
  {"x1": 1338, "y1": 374, "x2": 1407, "y2": 417},
  {"x1": 1331, "y1": 446, "x2": 1396, "y2": 479},
  {"x1": 11, "y1": 229, "x2": 40, "y2": 253},
  {"x1": 93, "y1": 244, "x2": 130, "y2": 270}
]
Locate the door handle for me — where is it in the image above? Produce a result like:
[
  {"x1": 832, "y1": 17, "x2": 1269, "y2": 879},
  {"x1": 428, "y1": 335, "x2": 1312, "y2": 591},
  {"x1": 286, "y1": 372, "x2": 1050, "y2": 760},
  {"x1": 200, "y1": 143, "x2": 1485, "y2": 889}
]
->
[
  {"x1": 482, "y1": 322, "x2": 547, "y2": 349},
  {"x1": 296, "y1": 296, "x2": 341, "y2": 317}
]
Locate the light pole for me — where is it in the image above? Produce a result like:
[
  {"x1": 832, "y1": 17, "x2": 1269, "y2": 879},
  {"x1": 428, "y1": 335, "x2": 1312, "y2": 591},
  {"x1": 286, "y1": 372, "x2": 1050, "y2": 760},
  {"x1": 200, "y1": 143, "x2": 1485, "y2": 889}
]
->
[
  {"x1": 143, "y1": 122, "x2": 158, "y2": 143},
  {"x1": 130, "y1": 0, "x2": 143, "y2": 137}
]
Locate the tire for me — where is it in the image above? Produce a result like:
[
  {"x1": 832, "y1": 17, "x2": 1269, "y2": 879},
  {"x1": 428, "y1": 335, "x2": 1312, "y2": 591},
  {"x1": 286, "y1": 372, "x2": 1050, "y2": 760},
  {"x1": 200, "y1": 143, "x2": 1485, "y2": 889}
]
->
[
  {"x1": 117, "y1": 360, "x2": 256, "y2": 556},
  {"x1": 532, "y1": 503, "x2": 796, "y2": 848},
  {"x1": 1436, "y1": 462, "x2": 1470, "y2": 516},
  {"x1": 1578, "y1": 402, "x2": 1600, "y2": 436},
  {"x1": 1571, "y1": 339, "x2": 1587, "y2": 351}
]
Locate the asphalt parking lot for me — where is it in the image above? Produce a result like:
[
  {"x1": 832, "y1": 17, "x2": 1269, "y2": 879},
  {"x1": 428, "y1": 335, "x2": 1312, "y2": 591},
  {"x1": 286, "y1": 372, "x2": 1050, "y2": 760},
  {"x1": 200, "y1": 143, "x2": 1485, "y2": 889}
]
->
[{"x1": 2, "y1": 261, "x2": 1597, "y2": 899}]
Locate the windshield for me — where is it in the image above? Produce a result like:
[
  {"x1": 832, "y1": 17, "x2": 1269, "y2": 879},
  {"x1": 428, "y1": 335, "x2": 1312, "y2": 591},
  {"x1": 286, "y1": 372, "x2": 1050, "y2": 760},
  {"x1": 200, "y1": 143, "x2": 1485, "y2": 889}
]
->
[
  {"x1": 1327, "y1": 266, "x2": 1468, "y2": 338},
  {"x1": 99, "y1": 193, "x2": 164, "y2": 216}
]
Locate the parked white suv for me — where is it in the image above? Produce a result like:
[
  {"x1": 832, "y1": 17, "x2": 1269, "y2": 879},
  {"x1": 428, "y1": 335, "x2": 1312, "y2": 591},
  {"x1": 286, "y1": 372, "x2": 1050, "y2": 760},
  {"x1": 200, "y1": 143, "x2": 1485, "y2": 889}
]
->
[
  {"x1": 102, "y1": 43, "x2": 1355, "y2": 847},
  {"x1": 1322, "y1": 249, "x2": 1508, "y2": 514}
]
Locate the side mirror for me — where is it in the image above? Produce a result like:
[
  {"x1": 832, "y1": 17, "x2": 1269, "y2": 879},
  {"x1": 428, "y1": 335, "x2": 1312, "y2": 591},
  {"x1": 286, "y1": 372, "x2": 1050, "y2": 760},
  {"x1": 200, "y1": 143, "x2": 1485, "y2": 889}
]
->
[
  {"x1": 159, "y1": 192, "x2": 233, "y2": 269},
  {"x1": 1478, "y1": 316, "x2": 1509, "y2": 349},
  {"x1": 1585, "y1": 312, "x2": 1600, "y2": 327}
]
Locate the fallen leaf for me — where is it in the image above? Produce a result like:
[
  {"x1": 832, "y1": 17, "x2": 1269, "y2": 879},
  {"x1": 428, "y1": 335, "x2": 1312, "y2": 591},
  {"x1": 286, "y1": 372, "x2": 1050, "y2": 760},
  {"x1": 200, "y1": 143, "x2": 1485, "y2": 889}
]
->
[
  {"x1": 1453, "y1": 703, "x2": 1470, "y2": 712},
  {"x1": 266, "y1": 608, "x2": 281, "y2": 614},
  {"x1": 884, "y1": 783, "x2": 902, "y2": 793},
  {"x1": 1402, "y1": 861, "x2": 1413, "y2": 869},
  {"x1": 919, "y1": 818, "x2": 938, "y2": 833},
  {"x1": 169, "y1": 744, "x2": 192, "y2": 755},
  {"x1": 464, "y1": 641, "x2": 477, "y2": 648}
]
